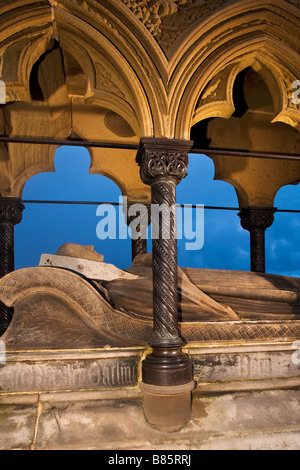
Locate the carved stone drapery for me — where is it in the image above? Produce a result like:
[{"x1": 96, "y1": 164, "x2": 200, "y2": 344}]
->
[
  {"x1": 0, "y1": 197, "x2": 24, "y2": 333},
  {"x1": 136, "y1": 138, "x2": 193, "y2": 391},
  {"x1": 238, "y1": 207, "x2": 276, "y2": 273}
]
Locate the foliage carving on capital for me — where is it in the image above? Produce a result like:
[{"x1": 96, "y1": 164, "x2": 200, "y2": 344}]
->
[
  {"x1": 0, "y1": 198, "x2": 24, "y2": 225},
  {"x1": 143, "y1": 151, "x2": 188, "y2": 183},
  {"x1": 136, "y1": 138, "x2": 192, "y2": 185},
  {"x1": 238, "y1": 207, "x2": 276, "y2": 232}
]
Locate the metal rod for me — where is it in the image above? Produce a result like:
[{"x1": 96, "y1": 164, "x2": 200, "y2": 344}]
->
[
  {"x1": 190, "y1": 148, "x2": 300, "y2": 161},
  {"x1": 1, "y1": 136, "x2": 300, "y2": 161},
  {"x1": 22, "y1": 199, "x2": 239, "y2": 209},
  {"x1": 0, "y1": 136, "x2": 138, "y2": 150},
  {"x1": 21, "y1": 200, "x2": 300, "y2": 213}
]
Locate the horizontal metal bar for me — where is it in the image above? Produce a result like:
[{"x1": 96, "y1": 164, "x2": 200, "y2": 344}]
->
[
  {"x1": 0, "y1": 136, "x2": 138, "y2": 150},
  {"x1": 1, "y1": 136, "x2": 300, "y2": 161},
  {"x1": 23, "y1": 200, "x2": 230, "y2": 209},
  {"x1": 22, "y1": 200, "x2": 300, "y2": 213},
  {"x1": 23, "y1": 200, "x2": 120, "y2": 206},
  {"x1": 190, "y1": 148, "x2": 300, "y2": 161}
]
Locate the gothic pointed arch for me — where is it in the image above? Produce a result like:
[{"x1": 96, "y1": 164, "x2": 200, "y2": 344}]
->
[{"x1": 174, "y1": 0, "x2": 300, "y2": 139}]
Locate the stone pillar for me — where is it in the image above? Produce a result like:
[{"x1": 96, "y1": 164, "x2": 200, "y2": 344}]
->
[
  {"x1": 0, "y1": 197, "x2": 24, "y2": 333},
  {"x1": 127, "y1": 203, "x2": 150, "y2": 261},
  {"x1": 238, "y1": 206, "x2": 276, "y2": 273},
  {"x1": 136, "y1": 137, "x2": 194, "y2": 429}
]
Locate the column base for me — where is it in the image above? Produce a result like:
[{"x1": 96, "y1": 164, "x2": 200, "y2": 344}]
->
[
  {"x1": 141, "y1": 345, "x2": 193, "y2": 386},
  {"x1": 139, "y1": 381, "x2": 195, "y2": 431}
]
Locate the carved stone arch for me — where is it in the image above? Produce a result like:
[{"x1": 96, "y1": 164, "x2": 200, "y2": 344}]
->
[
  {"x1": 191, "y1": 50, "x2": 299, "y2": 131},
  {"x1": 172, "y1": 0, "x2": 300, "y2": 139},
  {"x1": 1, "y1": 31, "x2": 54, "y2": 103},
  {"x1": 17, "y1": 141, "x2": 130, "y2": 202},
  {"x1": 53, "y1": 8, "x2": 154, "y2": 137},
  {"x1": 188, "y1": 57, "x2": 300, "y2": 209},
  {"x1": 176, "y1": 39, "x2": 300, "y2": 139},
  {"x1": 0, "y1": 1, "x2": 154, "y2": 199},
  {"x1": 16, "y1": 145, "x2": 58, "y2": 199},
  {"x1": 0, "y1": 0, "x2": 161, "y2": 137}
]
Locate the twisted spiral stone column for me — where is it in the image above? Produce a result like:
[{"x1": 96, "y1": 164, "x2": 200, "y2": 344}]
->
[
  {"x1": 0, "y1": 198, "x2": 24, "y2": 333},
  {"x1": 127, "y1": 203, "x2": 150, "y2": 260},
  {"x1": 151, "y1": 180, "x2": 179, "y2": 343},
  {"x1": 136, "y1": 138, "x2": 194, "y2": 393},
  {"x1": 238, "y1": 207, "x2": 276, "y2": 273}
]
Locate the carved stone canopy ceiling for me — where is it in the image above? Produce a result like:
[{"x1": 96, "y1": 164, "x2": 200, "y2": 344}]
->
[
  {"x1": 122, "y1": 0, "x2": 228, "y2": 56},
  {"x1": 122, "y1": 0, "x2": 300, "y2": 56}
]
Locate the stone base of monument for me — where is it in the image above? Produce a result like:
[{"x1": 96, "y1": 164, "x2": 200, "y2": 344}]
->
[
  {"x1": 0, "y1": 266, "x2": 300, "y2": 448},
  {"x1": 0, "y1": 341, "x2": 300, "y2": 449},
  {"x1": 0, "y1": 342, "x2": 299, "y2": 397},
  {"x1": 139, "y1": 381, "x2": 195, "y2": 431}
]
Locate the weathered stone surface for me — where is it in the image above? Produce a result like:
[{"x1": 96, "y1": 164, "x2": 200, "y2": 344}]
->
[
  {"x1": 0, "y1": 349, "x2": 141, "y2": 394},
  {"x1": 104, "y1": 254, "x2": 239, "y2": 322},
  {"x1": 1, "y1": 388, "x2": 300, "y2": 450},
  {"x1": 183, "y1": 267, "x2": 300, "y2": 320},
  {"x1": 0, "y1": 343, "x2": 299, "y2": 396},
  {"x1": 39, "y1": 253, "x2": 139, "y2": 281},
  {"x1": 55, "y1": 244, "x2": 105, "y2": 262},
  {"x1": 0, "y1": 267, "x2": 152, "y2": 349},
  {"x1": 0, "y1": 404, "x2": 37, "y2": 450},
  {"x1": 187, "y1": 343, "x2": 300, "y2": 388},
  {"x1": 1, "y1": 266, "x2": 300, "y2": 351}
]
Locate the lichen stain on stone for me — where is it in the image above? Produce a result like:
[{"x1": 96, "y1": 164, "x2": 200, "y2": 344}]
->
[{"x1": 192, "y1": 399, "x2": 209, "y2": 421}]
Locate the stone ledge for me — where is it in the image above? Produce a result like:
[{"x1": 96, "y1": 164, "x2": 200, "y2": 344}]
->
[
  {"x1": 1, "y1": 388, "x2": 300, "y2": 450},
  {"x1": 0, "y1": 342, "x2": 299, "y2": 396}
]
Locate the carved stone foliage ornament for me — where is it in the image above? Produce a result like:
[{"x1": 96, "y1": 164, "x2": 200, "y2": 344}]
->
[
  {"x1": 136, "y1": 138, "x2": 192, "y2": 185},
  {"x1": 239, "y1": 207, "x2": 276, "y2": 232},
  {"x1": 0, "y1": 198, "x2": 24, "y2": 225},
  {"x1": 122, "y1": 0, "x2": 227, "y2": 53},
  {"x1": 142, "y1": 151, "x2": 188, "y2": 183}
]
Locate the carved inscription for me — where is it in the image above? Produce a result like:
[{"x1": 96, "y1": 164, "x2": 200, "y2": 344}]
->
[
  {"x1": 236, "y1": 355, "x2": 273, "y2": 380},
  {"x1": 0, "y1": 359, "x2": 138, "y2": 392},
  {"x1": 192, "y1": 351, "x2": 299, "y2": 384}
]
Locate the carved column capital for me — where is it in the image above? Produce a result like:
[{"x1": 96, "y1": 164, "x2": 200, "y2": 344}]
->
[
  {"x1": 238, "y1": 207, "x2": 276, "y2": 232},
  {"x1": 0, "y1": 198, "x2": 25, "y2": 225},
  {"x1": 136, "y1": 138, "x2": 192, "y2": 186}
]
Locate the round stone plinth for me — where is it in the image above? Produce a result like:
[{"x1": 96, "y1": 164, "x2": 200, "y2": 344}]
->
[{"x1": 139, "y1": 381, "x2": 195, "y2": 431}]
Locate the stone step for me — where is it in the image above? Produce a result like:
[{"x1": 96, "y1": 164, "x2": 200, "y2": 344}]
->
[
  {"x1": 1, "y1": 388, "x2": 300, "y2": 450},
  {"x1": 1, "y1": 341, "x2": 300, "y2": 450}
]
